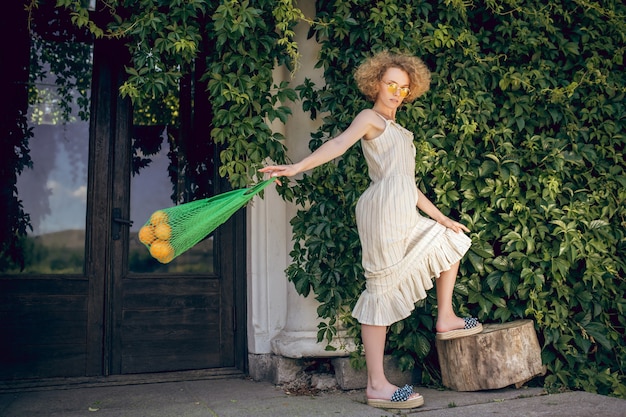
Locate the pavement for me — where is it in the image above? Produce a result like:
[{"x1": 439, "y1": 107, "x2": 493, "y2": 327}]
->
[{"x1": 1, "y1": 375, "x2": 625, "y2": 417}]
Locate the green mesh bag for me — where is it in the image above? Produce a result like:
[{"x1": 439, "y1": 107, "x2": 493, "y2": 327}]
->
[{"x1": 139, "y1": 179, "x2": 275, "y2": 263}]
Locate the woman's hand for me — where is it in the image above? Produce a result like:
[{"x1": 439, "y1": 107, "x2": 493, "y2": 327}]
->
[
  {"x1": 258, "y1": 164, "x2": 300, "y2": 185},
  {"x1": 258, "y1": 164, "x2": 298, "y2": 178},
  {"x1": 438, "y1": 216, "x2": 470, "y2": 234}
]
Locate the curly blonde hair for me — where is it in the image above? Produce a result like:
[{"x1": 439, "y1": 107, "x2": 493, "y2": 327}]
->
[{"x1": 354, "y1": 51, "x2": 431, "y2": 102}]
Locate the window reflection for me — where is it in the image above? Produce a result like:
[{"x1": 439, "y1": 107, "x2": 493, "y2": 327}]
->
[
  {"x1": 4, "y1": 34, "x2": 92, "y2": 275},
  {"x1": 11, "y1": 120, "x2": 89, "y2": 274},
  {"x1": 129, "y1": 127, "x2": 215, "y2": 274}
]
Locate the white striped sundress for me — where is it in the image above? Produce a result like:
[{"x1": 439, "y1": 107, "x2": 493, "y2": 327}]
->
[{"x1": 351, "y1": 116, "x2": 472, "y2": 326}]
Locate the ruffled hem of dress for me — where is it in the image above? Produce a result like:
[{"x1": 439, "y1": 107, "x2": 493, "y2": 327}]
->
[{"x1": 351, "y1": 229, "x2": 471, "y2": 326}]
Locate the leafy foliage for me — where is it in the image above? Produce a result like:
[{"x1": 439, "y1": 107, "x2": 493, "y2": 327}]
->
[
  {"x1": 46, "y1": 0, "x2": 626, "y2": 398},
  {"x1": 286, "y1": 0, "x2": 626, "y2": 398},
  {"x1": 0, "y1": 111, "x2": 33, "y2": 272},
  {"x1": 206, "y1": 0, "x2": 297, "y2": 185},
  {"x1": 55, "y1": 0, "x2": 305, "y2": 189}
]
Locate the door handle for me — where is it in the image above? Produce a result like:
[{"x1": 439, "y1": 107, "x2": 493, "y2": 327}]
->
[{"x1": 112, "y1": 208, "x2": 133, "y2": 240}]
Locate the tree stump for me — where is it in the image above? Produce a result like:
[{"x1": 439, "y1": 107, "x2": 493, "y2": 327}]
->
[{"x1": 436, "y1": 319, "x2": 546, "y2": 391}]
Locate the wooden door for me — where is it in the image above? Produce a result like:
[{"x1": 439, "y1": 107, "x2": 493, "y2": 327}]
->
[
  {"x1": 97, "y1": 39, "x2": 246, "y2": 374},
  {"x1": 91, "y1": 37, "x2": 247, "y2": 376},
  {"x1": 0, "y1": 6, "x2": 247, "y2": 383}
]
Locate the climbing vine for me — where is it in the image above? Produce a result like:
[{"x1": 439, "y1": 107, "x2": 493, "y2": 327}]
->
[
  {"x1": 287, "y1": 0, "x2": 626, "y2": 398},
  {"x1": 55, "y1": 0, "x2": 308, "y2": 188}
]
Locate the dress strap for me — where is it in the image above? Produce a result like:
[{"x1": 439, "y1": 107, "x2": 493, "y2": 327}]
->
[{"x1": 372, "y1": 109, "x2": 392, "y2": 123}]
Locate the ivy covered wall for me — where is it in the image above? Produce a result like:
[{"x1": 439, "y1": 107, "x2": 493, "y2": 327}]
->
[
  {"x1": 286, "y1": 0, "x2": 626, "y2": 397},
  {"x1": 22, "y1": 0, "x2": 626, "y2": 397}
]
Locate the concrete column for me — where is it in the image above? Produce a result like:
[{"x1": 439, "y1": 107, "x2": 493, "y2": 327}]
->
[
  {"x1": 247, "y1": 0, "x2": 356, "y2": 371},
  {"x1": 246, "y1": 185, "x2": 289, "y2": 354}
]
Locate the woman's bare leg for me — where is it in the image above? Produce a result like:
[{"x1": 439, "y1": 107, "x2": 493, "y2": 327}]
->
[
  {"x1": 362, "y1": 324, "x2": 421, "y2": 400},
  {"x1": 435, "y1": 261, "x2": 467, "y2": 333}
]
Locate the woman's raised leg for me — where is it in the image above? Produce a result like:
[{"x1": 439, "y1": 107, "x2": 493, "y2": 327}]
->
[{"x1": 435, "y1": 260, "x2": 482, "y2": 337}]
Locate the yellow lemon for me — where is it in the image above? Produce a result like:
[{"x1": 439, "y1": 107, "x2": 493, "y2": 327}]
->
[
  {"x1": 150, "y1": 210, "x2": 169, "y2": 225},
  {"x1": 149, "y1": 240, "x2": 175, "y2": 263},
  {"x1": 138, "y1": 225, "x2": 156, "y2": 245},
  {"x1": 154, "y1": 223, "x2": 172, "y2": 240}
]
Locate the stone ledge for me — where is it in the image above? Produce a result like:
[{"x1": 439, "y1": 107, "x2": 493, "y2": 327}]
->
[
  {"x1": 331, "y1": 356, "x2": 413, "y2": 390},
  {"x1": 248, "y1": 353, "x2": 414, "y2": 390},
  {"x1": 270, "y1": 330, "x2": 356, "y2": 358},
  {"x1": 248, "y1": 354, "x2": 302, "y2": 385}
]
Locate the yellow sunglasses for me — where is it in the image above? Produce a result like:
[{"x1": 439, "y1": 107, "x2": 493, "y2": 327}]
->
[{"x1": 383, "y1": 81, "x2": 410, "y2": 98}]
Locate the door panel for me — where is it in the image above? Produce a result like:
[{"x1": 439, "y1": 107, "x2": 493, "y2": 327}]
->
[
  {"x1": 119, "y1": 278, "x2": 222, "y2": 373},
  {"x1": 0, "y1": 278, "x2": 89, "y2": 379}
]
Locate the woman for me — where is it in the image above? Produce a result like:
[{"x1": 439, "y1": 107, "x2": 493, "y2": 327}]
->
[{"x1": 260, "y1": 51, "x2": 482, "y2": 410}]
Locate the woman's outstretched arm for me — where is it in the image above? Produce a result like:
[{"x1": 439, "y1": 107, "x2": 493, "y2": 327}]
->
[{"x1": 259, "y1": 110, "x2": 380, "y2": 178}]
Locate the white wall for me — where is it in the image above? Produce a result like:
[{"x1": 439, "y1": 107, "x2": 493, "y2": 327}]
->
[{"x1": 246, "y1": 0, "x2": 355, "y2": 358}]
